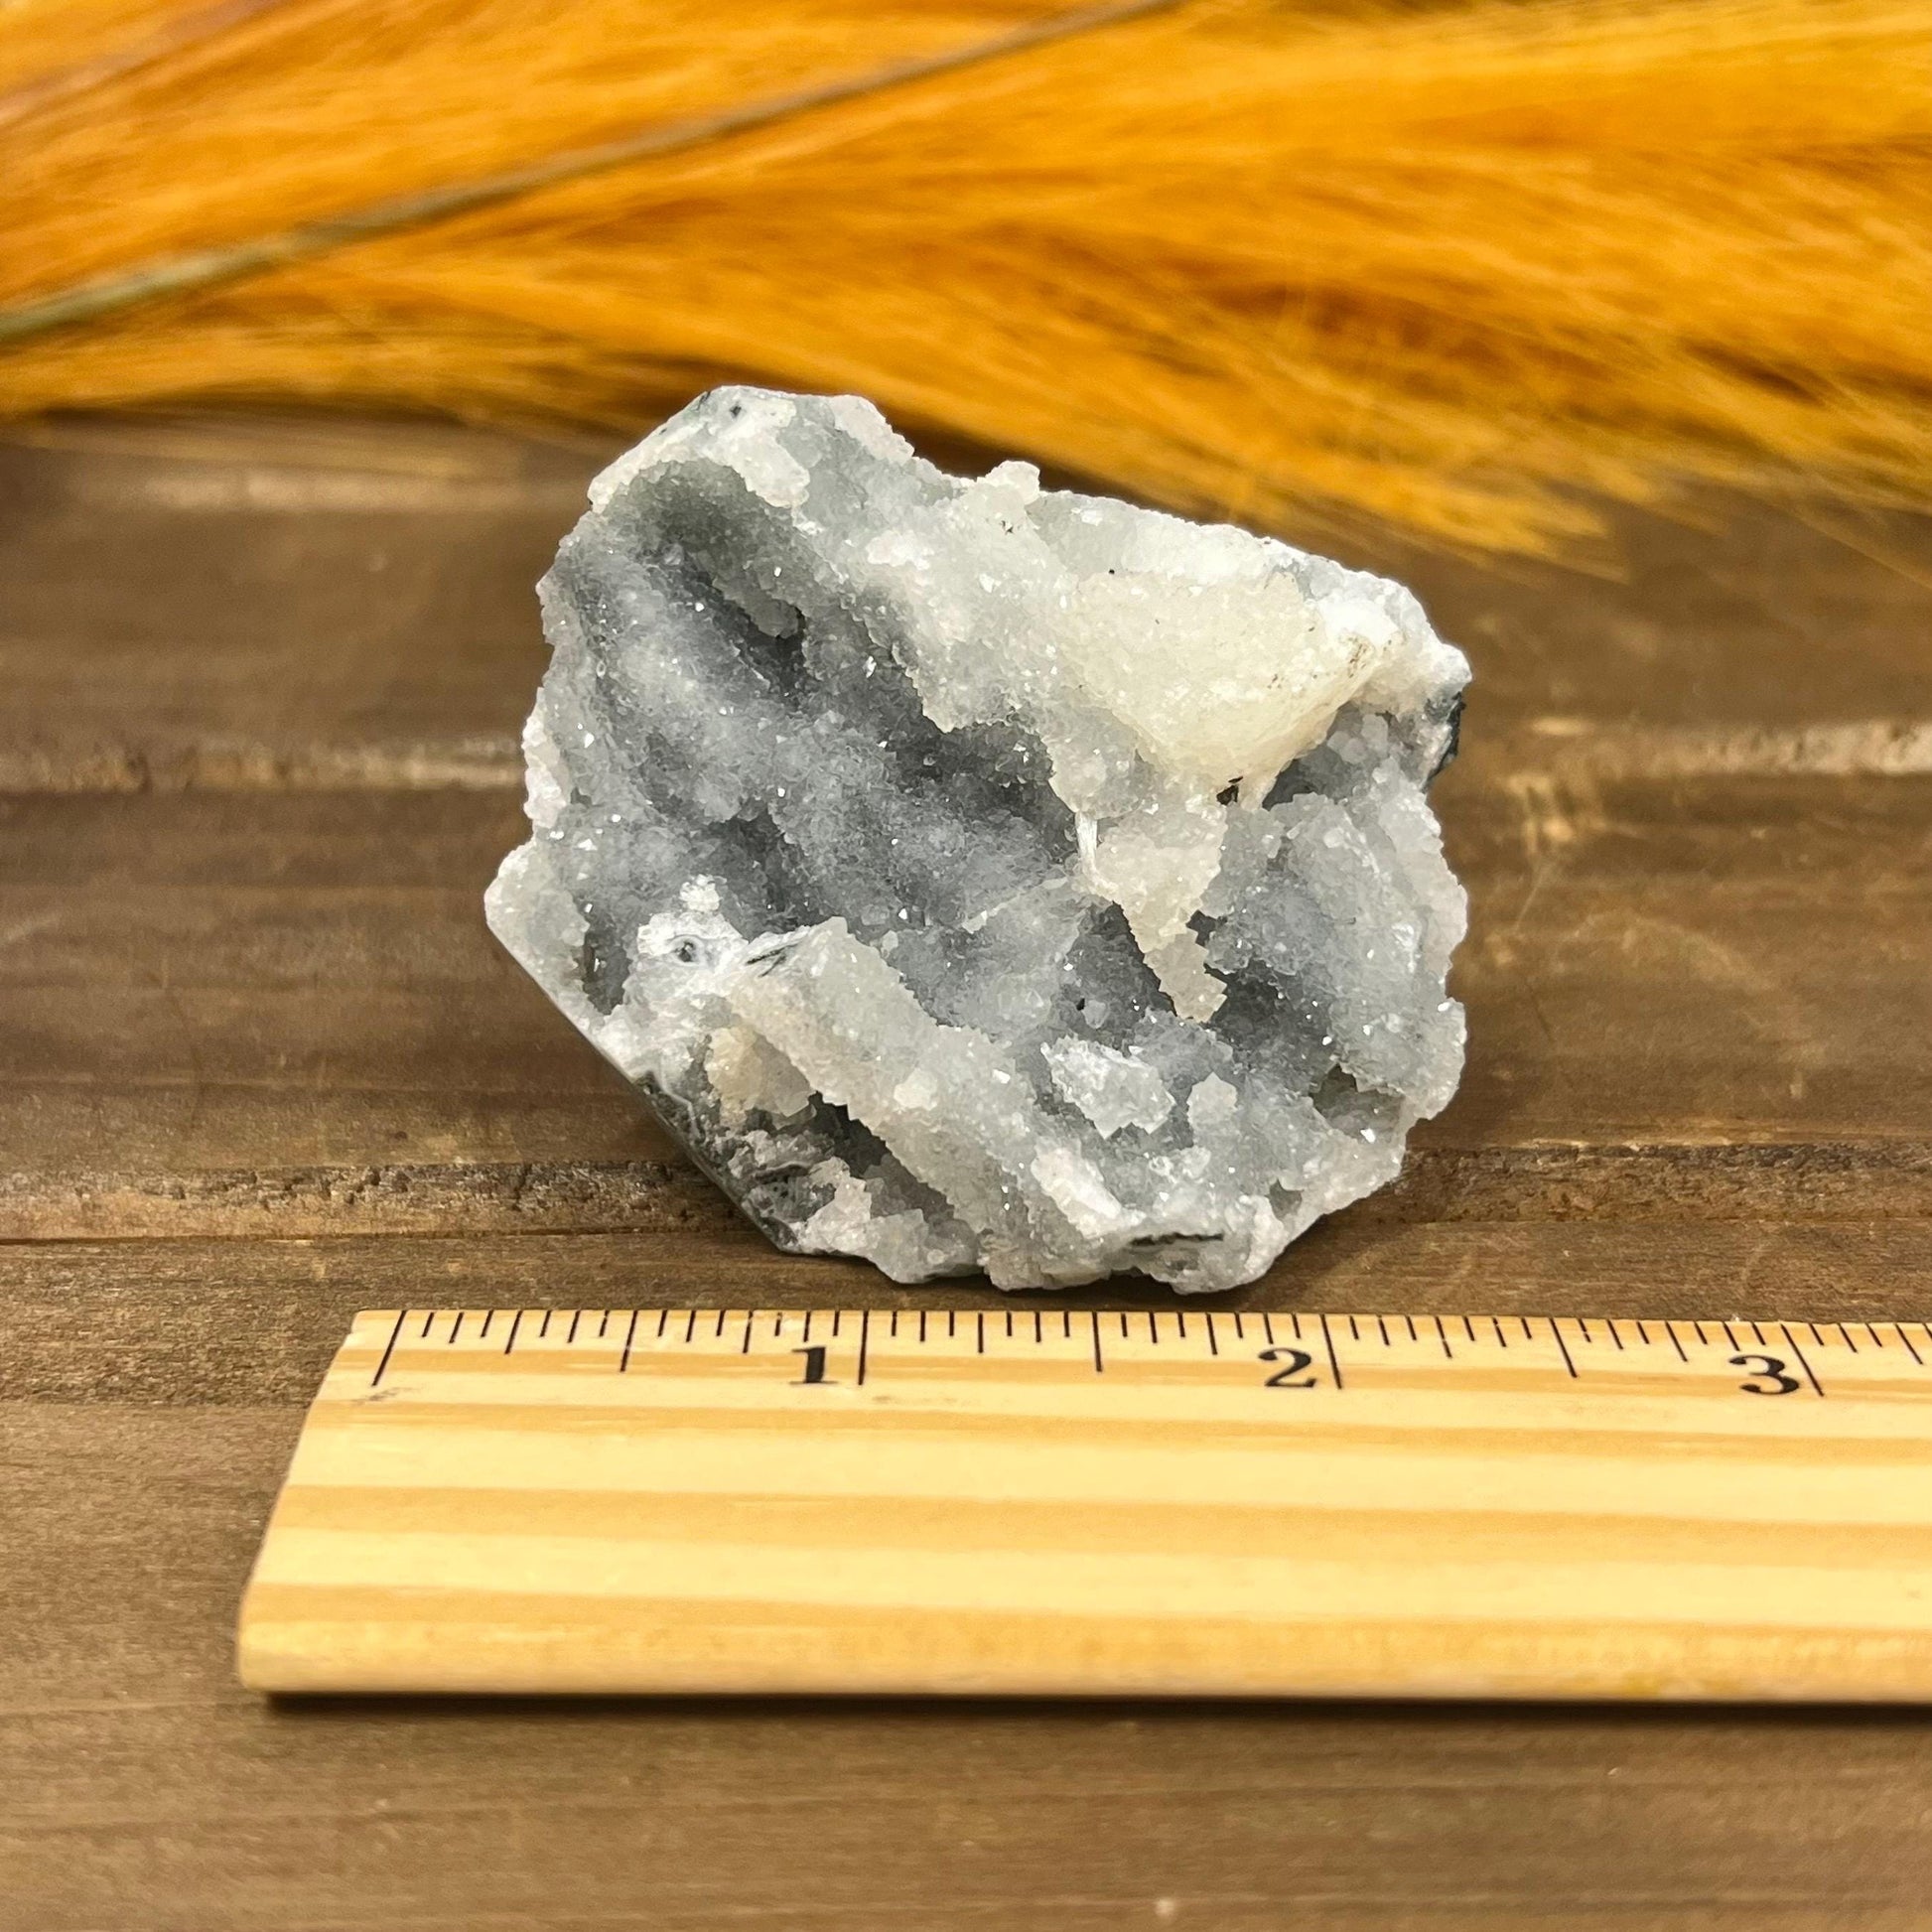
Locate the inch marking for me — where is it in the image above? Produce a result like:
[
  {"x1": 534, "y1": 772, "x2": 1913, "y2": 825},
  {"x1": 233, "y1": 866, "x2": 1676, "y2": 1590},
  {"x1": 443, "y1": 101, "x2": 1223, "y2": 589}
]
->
[
  {"x1": 385, "y1": 1309, "x2": 1915, "y2": 1413},
  {"x1": 1778, "y1": 1324, "x2": 1828, "y2": 1399},
  {"x1": 1318, "y1": 1312, "x2": 1345, "y2": 1391},
  {"x1": 369, "y1": 1310, "x2": 407, "y2": 1389}
]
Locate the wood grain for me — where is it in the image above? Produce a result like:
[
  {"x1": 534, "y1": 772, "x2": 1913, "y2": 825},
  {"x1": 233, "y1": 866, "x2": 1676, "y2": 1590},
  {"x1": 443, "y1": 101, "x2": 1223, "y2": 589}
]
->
[
  {"x1": 237, "y1": 1308, "x2": 1932, "y2": 1700},
  {"x1": 4, "y1": 413, "x2": 1931, "y2": 1927}
]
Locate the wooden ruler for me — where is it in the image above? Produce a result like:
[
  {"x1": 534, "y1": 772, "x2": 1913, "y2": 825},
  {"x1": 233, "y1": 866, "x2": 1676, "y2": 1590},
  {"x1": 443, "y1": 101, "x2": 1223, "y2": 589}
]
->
[{"x1": 239, "y1": 1307, "x2": 1932, "y2": 1700}]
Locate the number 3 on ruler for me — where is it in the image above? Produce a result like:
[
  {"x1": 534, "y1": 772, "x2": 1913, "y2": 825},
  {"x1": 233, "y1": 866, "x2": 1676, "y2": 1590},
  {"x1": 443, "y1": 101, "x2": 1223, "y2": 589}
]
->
[{"x1": 1728, "y1": 1352, "x2": 1802, "y2": 1396}]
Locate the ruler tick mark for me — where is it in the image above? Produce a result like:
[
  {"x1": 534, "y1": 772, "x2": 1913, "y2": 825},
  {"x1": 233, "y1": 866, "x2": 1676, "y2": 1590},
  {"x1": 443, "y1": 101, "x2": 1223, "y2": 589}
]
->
[
  {"x1": 1902, "y1": 1326, "x2": 1926, "y2": 1367},
  {"x1": 1665, "y1": 1323, "x2": 1689, "y2": 1363},
  {"x1": 503, "y1": 1311, "x2": 522, "y2": 1356},
  {"x1": 538, "y1": 1310, "x2": 552, "y2": 1338},
  {"x1": 1091, "y1": 1311, "x2": 1104, "y2": 1374},
  {"x1": 1318, "y1": 1312, "x2": 1344, "y2": 1390},
  {"x1": 1553, "y1": 1320, "x2": 1579, "y2": 1380},
  {"x1": 857, "y1": 1310, "x2": 871, "y2": 1387},
  {"x1": 741, "y1": 1311, "x2": 755, "y2": 1354},
  {"x1": 449, "y1": 1312, "x2": 464, "y2": 1345},
  {"x1": 1205, "y1": 1312, "x2": 1219, "y2": 1356},
  {"x1": 683, "y1": 1309, "x2": 697, "y2": 1343},
  {"x1": 619, "y1": 1310, "x2": 639, "y2": 1376},
  {"x1": 369, "y1": 1311, "x2": 407, "y2": 1388},
  {"x1": 567, "y1": 1310, "x2": 582, "y2": 1344},
  {"x1": 1780, "y1": 1324, "x2": 1827, "y2": 1398}
]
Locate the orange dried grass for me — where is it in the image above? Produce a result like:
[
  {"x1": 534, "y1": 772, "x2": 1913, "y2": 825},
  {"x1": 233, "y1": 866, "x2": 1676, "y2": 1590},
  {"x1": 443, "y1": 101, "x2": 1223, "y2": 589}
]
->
[{"x1": 1, "y1": 0, "x2": 1929, "y2": 551}]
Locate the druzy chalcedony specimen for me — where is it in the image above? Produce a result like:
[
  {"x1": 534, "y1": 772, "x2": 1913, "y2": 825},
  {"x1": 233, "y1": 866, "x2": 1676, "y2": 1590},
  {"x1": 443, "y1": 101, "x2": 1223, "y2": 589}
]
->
[{"x1": 487, "y1": 389, "x2": 1468, "y2": 1291}]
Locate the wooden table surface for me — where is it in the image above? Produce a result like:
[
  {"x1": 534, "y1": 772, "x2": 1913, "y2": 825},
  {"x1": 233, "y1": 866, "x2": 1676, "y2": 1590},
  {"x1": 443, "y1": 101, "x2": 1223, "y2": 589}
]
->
[{"x1": 3, "y1": 412, "x2": 1929, "y2": 1929}]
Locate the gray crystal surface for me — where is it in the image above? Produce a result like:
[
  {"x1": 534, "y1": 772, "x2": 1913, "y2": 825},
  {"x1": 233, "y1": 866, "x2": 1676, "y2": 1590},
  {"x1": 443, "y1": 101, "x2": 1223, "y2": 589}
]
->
[{"x1": 486, "y1": 388, "x2": 1469, "y2": 1291}]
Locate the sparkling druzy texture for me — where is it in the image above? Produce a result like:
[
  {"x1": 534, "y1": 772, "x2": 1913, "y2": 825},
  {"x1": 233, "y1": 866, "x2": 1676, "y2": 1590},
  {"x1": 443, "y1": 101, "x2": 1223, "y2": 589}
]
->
[{"x1": 487, "y1": 389, "x2": 1469, "y2": 1291}]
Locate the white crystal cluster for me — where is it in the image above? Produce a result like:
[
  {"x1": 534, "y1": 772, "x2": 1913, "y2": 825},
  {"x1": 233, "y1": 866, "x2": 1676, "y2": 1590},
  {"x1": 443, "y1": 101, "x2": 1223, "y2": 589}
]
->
[{"x1": 487, "y1": 388, "x2": 1468, "y2": 1291}]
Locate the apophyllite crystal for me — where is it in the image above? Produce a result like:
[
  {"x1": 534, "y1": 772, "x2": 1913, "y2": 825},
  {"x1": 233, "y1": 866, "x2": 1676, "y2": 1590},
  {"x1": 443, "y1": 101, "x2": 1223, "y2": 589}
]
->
[{"x1": 487, "y1": 388, "x2": 1468, "y2": 1291}]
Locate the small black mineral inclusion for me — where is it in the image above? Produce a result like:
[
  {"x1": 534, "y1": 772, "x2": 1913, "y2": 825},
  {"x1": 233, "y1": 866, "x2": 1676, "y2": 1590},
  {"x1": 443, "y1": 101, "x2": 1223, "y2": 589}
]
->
[{"x1": 488, "y1": 388, "x2": 1469, "y2": 1291}]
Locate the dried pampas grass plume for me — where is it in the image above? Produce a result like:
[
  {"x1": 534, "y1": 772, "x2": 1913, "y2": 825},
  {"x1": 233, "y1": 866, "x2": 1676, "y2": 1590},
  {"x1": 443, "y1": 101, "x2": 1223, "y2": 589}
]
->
[{"x1": 1, "y1": 0, "x2": 1928, "y2": 552}]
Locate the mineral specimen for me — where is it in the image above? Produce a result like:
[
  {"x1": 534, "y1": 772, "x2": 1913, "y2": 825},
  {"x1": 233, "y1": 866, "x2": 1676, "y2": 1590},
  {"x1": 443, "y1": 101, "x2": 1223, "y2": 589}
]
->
[{"x1": 486, "y1": 388, "x2": 1468, "y2": 1291}]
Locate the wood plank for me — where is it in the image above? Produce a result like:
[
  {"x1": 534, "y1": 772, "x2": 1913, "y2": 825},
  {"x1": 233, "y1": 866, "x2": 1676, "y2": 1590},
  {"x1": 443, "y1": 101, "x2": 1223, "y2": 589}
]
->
[
  {"x1": 3, "y1": 414, "x2": 1931, "y2": 1930},
  {"x1": 4, "y1": 775, "x2": 1928, "y2": 1197},
  {"x1": 6, "y1": 420, "x2": 1931, "y2": 778},
  {"x1": 9, "y1": 1400, "x2": 1932, "y2": 1929},
  {"x1": 6, "y1": 1217, "x2": 1930, "y2": 1409},
  {"x1": 6, "y1": 1140, "x2": 1926, "y2": 1242}
]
